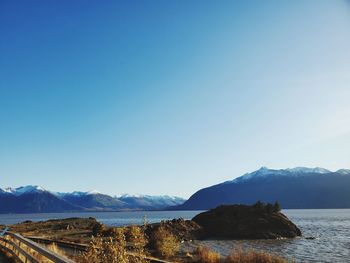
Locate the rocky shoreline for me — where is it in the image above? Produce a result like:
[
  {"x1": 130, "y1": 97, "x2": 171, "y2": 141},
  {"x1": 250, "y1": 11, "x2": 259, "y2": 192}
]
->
[
  {"x1": 3, "y1": 203, "x2": 301, "y2": 262},
  {"x1": 7, "y1": 203, "x2": 301, "y2": 242}
]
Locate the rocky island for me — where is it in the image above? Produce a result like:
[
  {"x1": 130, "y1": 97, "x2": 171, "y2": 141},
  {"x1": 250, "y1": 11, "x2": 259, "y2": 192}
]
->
[
  {"x1": 192, "y1": 202, "x2": 301, "y2": 239},
  {"x1": 6, "y1": 202, "x2": 301, "y2": 243}
]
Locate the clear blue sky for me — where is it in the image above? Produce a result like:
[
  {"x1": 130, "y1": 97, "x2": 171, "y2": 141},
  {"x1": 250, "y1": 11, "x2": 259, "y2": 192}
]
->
[{"x1": 1, "y1": 0, "x2": 350, "y2": 197}]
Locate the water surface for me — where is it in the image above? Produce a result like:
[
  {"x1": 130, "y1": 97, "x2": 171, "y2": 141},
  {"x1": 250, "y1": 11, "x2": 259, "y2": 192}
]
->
[
  {"x1": 186, "y1": 209, "x2": 350, "y2": 263},
  {"x1": 0, "y1": 210, "x2": 200, "y2": 226},
  {"x1": 1, "y1": 209, "x2": 349, "y2": 262}
]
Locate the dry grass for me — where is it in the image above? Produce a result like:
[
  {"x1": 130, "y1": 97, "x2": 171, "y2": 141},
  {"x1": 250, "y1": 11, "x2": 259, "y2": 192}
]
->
[
  {"x1": 76, "y1": 230, "x2": 128, "y2": 263},
  {"x1": 46, "y1": 242, "x2": 68, "y2": 258},
  {"x1": 195, "y1": 246, "x2": 221, "y2": 263},
  {"x1": 126, "y1": 225, "x2": 148, "y2": 263},
  {"x1": 10, "y1": 218, "x2": 98, "y2": 244},
  {"x1": 225, "y1": 248, "x2": 289, "y2": 263},
  {"x1": 194, "y1": 246, "x2": 290, "y2": 263},
  {"x1": 76, "y1": 227, "x2": 149, "y2": 263},
  {"x1": 151, "y1": 225, "x2": 180, "y2": 258}
]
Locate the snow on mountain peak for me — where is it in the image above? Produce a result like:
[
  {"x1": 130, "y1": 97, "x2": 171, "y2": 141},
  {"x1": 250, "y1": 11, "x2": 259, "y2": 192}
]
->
[
  {"x1": 116, "y1": 194, "x2": 183, "y2": 201},
  {"x1": 86, "y1": 190, "x2": 101, "y2": 195},
  {"x1": 286, "y1": 167, "x2": 330, "y2": 174},
  {"x1": 2, "y1": 185, "x2": 46, "y2": 196},
  {"x1": 55, "y1": 190, "x2": 102, "y2": 197},
  {"x1": 230, "y1": 167, "x2": 333, "y2": 184},
  {"x1": 336, "y1": 169, "x2": 350, "y2": 175}
]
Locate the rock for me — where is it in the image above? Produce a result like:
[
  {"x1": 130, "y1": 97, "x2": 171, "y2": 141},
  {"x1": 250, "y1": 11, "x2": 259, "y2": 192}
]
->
[
  {"x1": 192, "y1": 204, "x2": 302, "y2": 239},
  {"x1": 305, "y1": 236, "x2": 316, "y2": 240}
]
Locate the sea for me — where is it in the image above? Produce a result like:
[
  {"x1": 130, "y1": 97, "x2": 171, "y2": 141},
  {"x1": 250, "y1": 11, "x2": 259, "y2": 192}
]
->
[{"x1": 0, "y1": 209, "x2": 349, "y2": 262}]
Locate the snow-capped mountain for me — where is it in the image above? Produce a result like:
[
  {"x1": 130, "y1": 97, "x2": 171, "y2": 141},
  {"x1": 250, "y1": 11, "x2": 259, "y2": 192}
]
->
[
  {"x1": 54, "y1": 190, "x2": 101, "y2": 197},
  {"x1": 175, "y1": 167, "x2": 350, "y2": 210},
  {"x1": 59, "y1": 191, "x2": 128, "y2": 211},
  {"x1": 336, "y1": 169, "x2": 350, "y2": 175},
  {"x1": 0, "y1": 185, "x2": 186, "y2": 213},
  {"x1": 117, "y1": 194, "x2": 186, "y2": 210},
  {"x1": 286, "y1": 167, "x2": 331, "y2": 174},
  {"x1": 2, "y1": 185, "x2": 46, "y2": 196},
  {"x1": 0, "y1": 185, "x2": 80, "y2": 213},
  {"x1": 230, "y1": 167, "x2": 333, "y2": 183}
]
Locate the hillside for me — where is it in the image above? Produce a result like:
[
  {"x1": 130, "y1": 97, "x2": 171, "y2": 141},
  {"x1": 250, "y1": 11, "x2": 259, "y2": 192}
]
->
[
  {"x1": 0, "y1": 186, "x2": 185, "y2": 213},
  {"x1": 175, "y1": 167, "x2": 350, "y2": 210}
]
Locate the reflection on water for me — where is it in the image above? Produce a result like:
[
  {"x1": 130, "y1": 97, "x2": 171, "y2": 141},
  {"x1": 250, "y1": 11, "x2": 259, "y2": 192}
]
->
[{"x1": 0, "y1": 209, "x2": 350, "y2": 262}]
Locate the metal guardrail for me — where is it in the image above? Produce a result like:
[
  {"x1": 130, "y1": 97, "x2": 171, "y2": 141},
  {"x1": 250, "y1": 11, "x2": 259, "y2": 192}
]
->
[{"x1": 0, "y1": 230, "x2": 74, "y2": 263}]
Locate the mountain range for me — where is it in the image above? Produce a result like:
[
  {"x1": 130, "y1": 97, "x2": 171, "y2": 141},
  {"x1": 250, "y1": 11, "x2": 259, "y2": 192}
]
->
[
  {"x1": 175, "y1": 167, "x2": 350, "y2": 210},
  {"x1": 2, "y1": 167, "x2": 350, "y2": 213},
  {"x1": 0, "y1": 186, "x2": 185, "y2": 213}
]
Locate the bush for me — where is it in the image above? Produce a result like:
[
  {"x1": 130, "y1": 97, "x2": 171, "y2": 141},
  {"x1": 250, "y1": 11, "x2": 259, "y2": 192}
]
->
[
  {"x1": 126, "y1": 225, "x2": 148, "y2": 249},
  {"x1": 225, "y1": 248, "x2": 289, "y2": 263},
  {"x1": 76, "y1": 229, "x2": 128, "y2": 263},
  {"x1": 126, "y1": 225, "x2": 148, "y2": 263},
  {"x1": 46, "y1": 242, "x2": 67, "y2": 258},
  {"x1": 194, "y1": 247, "x2": 290, "y2": 263},
  {"x1": 152, "y1": 225, "x2": 180, "y2": 258},
  {"x1": 76, "y1": 227, "x2": 149, "y2": 263},
  {"x1": 92, "y1": 222, "x2": 105, "y2": 236},
  {"x1": 195, "y1": 246, "x2": 221, "y2": 263}
]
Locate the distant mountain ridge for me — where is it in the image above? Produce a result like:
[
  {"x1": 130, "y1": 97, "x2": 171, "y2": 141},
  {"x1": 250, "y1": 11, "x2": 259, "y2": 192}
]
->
[
  {"x1": 175, "y1": 167, "x2": 350, "y2": 210},
  {"x1": 0, "y1": 186, "x2": 186, "y2": 213}
]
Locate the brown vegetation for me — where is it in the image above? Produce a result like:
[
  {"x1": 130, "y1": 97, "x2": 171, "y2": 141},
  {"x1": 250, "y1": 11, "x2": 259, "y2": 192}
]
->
[
  {"x1": 126, "y1": 225, "x2": 148, "y2": 259},
  {"x1": 76, "y1": 235, "x2": 128, "y2": 263},
  {"x1": 10, "y1": 217, "x2": 99, "y2": 244},
  {"x1": 9, "y1": 217, "x2": 295, "y2": 262},
  {"x1": 195, "y1": 246, "x2": 221, "y2": 263},
  {"x1": 146, "y1": 218, "x2": 202, "y2": 241},
  {"x1": 224, "y1": 249, "x2": 289, "y2": 263},
  {"x1": 150, "y1": 225, "x2": 180, "y2": 258},
  {"x1": 194, "y1": 246, "x2": 290, "y2": 263},
  {"x1": 76, "y1": 227, "x2": 149, "y2": 263},
  {"x1": 46, "y1": 242, "x2": 68, "y2": 258}
]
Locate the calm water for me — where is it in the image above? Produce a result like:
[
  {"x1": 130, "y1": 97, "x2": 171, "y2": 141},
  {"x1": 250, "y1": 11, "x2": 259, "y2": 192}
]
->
[
  {"x1": 0, "y1": 210, "x2": 200, "y2": 226},
  {"x1": 0, "y1": 209, "x2": 349, "y2": 262}
]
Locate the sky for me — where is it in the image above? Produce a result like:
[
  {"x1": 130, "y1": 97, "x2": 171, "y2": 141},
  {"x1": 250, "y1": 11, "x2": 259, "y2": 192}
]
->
[{"x1": 1, "y1": 0, "x2": 350, "y2": 198}]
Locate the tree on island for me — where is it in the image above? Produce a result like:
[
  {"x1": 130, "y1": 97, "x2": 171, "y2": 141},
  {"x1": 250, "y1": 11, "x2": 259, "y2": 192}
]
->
[
  {"x1": 273, "y1": 201, "x2": 281, "y2": 212},
  {"x1": 253, "y1": 200, "x2": 281, "y2": 213}
]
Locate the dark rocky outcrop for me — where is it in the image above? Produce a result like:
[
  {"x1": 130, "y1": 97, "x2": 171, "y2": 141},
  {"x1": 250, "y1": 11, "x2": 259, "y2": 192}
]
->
[{"x1": 192, "y1": 204, "x2": 301, "y2": 239}]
